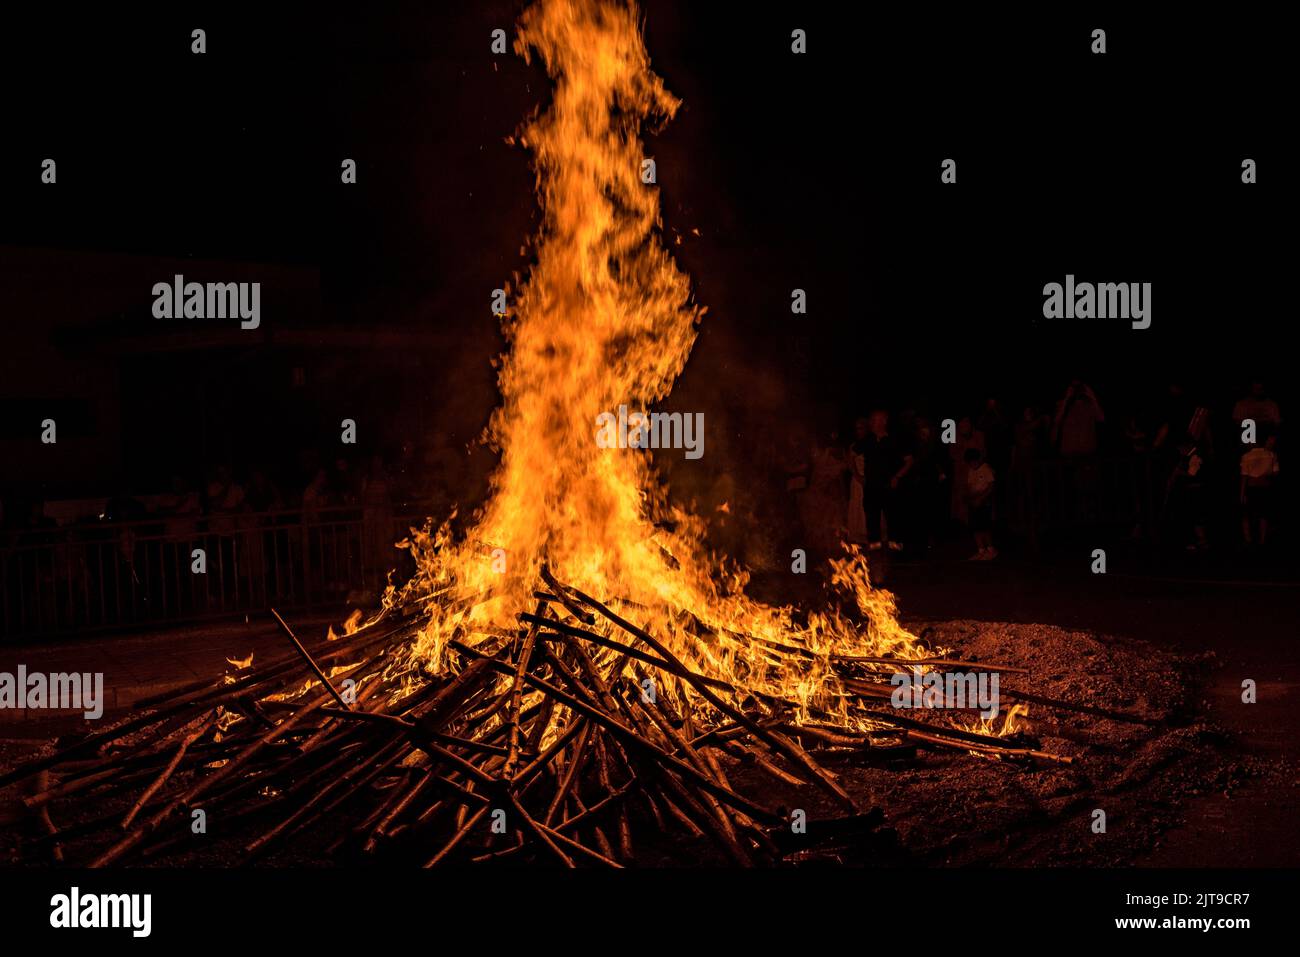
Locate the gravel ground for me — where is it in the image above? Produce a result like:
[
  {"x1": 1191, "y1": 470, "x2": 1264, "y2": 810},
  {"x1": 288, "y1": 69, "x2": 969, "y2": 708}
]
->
[{"x1": 727, "y1": 619, "x2": 1250, "y2": 867}]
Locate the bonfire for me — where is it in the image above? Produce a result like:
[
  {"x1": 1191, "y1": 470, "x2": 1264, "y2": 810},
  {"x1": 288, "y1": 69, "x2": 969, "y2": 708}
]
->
[{"x1": 1, "y1": 0, "x2": 1060, "y2": 868}]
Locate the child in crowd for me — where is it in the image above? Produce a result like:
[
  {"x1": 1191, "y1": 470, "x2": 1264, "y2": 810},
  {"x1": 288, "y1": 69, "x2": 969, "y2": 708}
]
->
[{"x1": 964, "y1": 447, "x2": 997, "y2": 560}]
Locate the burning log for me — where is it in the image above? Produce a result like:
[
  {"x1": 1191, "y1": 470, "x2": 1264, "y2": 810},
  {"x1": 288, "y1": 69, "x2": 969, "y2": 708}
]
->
[
  {"x1": 271, "y1": 608, "x2": 353, "y2": 711},
  {"x1": 0, "y1": 566, "x2": 1081, "y2": 868}
]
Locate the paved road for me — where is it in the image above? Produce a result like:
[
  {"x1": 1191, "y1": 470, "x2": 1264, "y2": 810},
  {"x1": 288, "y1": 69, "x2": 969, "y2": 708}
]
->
[{"x1": 0, "y1": 611, "x2": 343, "y2": 737}]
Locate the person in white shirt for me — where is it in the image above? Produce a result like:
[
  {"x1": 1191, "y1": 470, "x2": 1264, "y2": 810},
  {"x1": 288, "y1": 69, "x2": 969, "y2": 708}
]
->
[{"x1": 1240, "y1": 429, "x2": 1280, "y2": 546}]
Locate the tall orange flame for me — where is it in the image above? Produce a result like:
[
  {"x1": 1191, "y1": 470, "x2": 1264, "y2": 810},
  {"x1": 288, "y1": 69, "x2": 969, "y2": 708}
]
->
[{"x1": 382, "y1": 0, "x2": 1002, "y2": 734}]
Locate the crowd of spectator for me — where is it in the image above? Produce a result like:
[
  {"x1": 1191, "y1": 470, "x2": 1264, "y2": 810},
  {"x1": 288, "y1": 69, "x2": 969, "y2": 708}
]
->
[
  {"x1": 0, "y1": 379, "x2": 1288, "y2": 635},
  {"x1": 783, "y1": 379, "x2": 1285, "y2": 561}
]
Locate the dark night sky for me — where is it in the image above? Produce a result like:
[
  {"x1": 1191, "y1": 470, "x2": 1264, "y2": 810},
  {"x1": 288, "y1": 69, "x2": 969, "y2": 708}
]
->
[{"x1": 1, "y1": 3, "x2": 1292, "y2": 494}]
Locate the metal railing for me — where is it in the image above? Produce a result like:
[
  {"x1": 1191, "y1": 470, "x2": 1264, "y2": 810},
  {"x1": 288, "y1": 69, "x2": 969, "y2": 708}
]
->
[
  {"x1": 0, "y1": 506, "x2": 420, "y2": 639},
  {"x1": 1, "y1": 455, "x2": 1174, "y2": 638}
]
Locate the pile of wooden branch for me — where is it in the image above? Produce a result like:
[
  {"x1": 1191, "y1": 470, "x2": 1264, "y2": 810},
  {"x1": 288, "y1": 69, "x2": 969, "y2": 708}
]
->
[{"x1": 1, "y1": 567, "x2": 1070, "y2": 867}]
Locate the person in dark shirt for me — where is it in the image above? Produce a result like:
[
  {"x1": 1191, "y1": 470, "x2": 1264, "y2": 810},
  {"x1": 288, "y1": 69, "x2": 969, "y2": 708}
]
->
[
  {"x1": 964, "y1": 447, "x2": 997, "y2": 560},
  {"x1": 1155, "y1": 383, "x2": 1214, "y2": 551},
  {"x1": 1153, "y1": 383, "x2": 1195, "y2": 464},
  {"x1": 245, "y1": 468, "x2": 284, "y2": 513},
  {"x1": 1010, "y1": 406, "x2": 1049, "y2": 540},
  {"x1": 900, "y1": 416, "x2": 947, "y2": 554},
  {"x1": 860, "y1": 410, "x2": 912, "y2": 551}
]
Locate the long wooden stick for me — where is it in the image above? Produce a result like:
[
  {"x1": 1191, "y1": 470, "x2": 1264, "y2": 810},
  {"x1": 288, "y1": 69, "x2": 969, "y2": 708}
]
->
[
  {"x1": 504, "y1": 600, "x2": 546, "y2": 775},
  {"x1": 272, "y1": 607, "x2": 352, "y2": 711},
  {"x1": 121, "y1": 711, "x2": 218, "y2": 829}
]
